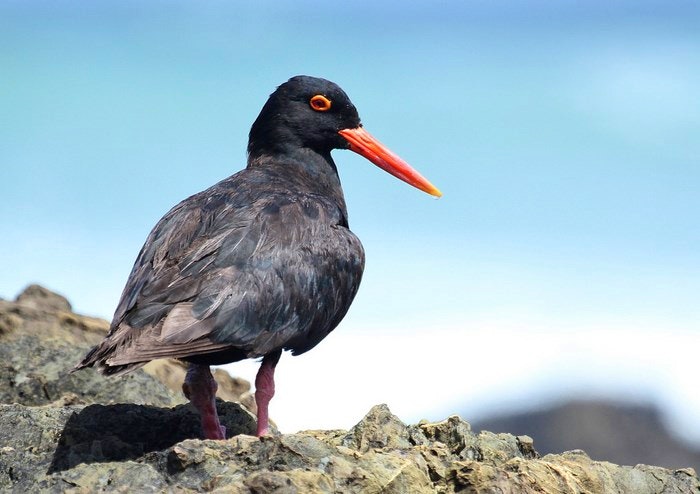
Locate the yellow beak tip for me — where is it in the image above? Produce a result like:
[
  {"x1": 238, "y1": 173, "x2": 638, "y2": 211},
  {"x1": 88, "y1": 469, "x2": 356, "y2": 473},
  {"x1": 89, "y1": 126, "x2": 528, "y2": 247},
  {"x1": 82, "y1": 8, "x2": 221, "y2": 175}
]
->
[{"x1": 428, "y1": 186, "x2": 443, "y2": 198}]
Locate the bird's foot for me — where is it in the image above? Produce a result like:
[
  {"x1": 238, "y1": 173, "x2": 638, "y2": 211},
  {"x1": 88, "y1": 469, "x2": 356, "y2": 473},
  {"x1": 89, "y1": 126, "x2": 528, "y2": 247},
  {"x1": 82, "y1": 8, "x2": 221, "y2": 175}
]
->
[{"x1": 256, "y1": 423, "x2": 270, "y2": 437}]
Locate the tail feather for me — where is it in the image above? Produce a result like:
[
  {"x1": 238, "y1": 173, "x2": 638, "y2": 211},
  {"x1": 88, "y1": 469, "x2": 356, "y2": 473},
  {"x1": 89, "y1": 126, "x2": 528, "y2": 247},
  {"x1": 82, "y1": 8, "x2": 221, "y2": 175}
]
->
[{"x1": 72, "y1": 331, "x2": 147, "y2": 377}]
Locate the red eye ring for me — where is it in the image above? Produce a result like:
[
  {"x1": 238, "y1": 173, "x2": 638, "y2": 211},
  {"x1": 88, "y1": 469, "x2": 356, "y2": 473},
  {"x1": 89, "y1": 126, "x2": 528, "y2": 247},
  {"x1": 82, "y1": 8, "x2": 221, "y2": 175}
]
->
[{"x1": 309, "y1": 94, "x2": 332, "y2": 112}]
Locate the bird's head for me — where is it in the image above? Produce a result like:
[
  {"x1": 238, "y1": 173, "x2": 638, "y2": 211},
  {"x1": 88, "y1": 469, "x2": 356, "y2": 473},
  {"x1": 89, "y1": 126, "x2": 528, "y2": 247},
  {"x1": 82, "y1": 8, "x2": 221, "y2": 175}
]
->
[{"x1": 249, "y1": 75, "x2": 441, "y2": 197}]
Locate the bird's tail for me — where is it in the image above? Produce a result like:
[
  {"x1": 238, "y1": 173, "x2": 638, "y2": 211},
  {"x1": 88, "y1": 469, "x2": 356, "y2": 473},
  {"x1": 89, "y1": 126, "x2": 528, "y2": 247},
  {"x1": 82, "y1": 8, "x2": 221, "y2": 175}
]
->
[{"x1": 72, "y1": 337, "x2": 146, "y2": 377}]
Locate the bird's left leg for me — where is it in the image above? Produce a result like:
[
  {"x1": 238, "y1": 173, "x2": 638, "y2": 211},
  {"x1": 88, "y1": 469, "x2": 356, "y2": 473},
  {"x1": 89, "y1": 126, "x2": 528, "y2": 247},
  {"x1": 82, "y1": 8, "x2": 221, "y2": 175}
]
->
[
  {"x1": 182, "y1": 363, "x2": 226, "y2": 440},
  {"x1": 255, "y1": 349, "x2": 282, "y2": 436}
]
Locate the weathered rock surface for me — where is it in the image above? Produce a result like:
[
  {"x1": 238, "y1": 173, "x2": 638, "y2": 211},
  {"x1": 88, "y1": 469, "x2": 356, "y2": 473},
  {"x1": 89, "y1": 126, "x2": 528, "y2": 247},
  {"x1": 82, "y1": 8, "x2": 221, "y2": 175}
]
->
[
  {"x1": 1, "y1": 285, "x2": 699, "y2": 493},
  {"x1": 2, "y1": 403, "x2": 698, "y2": 493}
]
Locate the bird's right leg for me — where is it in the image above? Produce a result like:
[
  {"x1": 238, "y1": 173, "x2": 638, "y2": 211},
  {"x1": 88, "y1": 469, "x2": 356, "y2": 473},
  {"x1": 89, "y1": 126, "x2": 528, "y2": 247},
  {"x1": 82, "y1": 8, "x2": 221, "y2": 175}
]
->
[{"x1": 255, "y1": 350, "x2": 282, "y2": 436}]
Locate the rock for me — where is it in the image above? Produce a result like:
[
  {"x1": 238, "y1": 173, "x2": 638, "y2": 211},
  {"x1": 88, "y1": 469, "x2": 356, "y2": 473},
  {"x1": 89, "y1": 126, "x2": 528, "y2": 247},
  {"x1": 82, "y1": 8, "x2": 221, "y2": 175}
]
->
[
  {"x1": 341, "y1": 404, "x2": 412, "y2": 452},
  {"x1": 15, "y1": 284, "x2": 72, "y2": 312},
  {"x1": 2, "y1": 400, "x2": 698, "y2": 493},
  {"x1": 1, "y1": 285, "x2": 699, "y2": 493},
  {"x1": 0, "y1": 399, "x2": 255, "y2": 488}
]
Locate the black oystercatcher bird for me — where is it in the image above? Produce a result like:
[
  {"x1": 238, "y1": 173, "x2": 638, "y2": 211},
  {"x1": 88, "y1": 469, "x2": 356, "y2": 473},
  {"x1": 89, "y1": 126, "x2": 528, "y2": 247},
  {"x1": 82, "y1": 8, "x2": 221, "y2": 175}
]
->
[{"x1": 75, "y1": 76, "x2": 441, "y2": 439}]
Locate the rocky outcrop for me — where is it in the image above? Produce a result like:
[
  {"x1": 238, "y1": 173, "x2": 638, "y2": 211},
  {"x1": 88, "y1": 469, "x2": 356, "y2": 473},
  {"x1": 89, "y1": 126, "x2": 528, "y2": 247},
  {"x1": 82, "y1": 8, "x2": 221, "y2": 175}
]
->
[
  {"x1": 2, "y1": 402, "x2": 697, "y2": 493},
  {"x1": 1, "y1": 285, "x2": 698, "y2": 493}
]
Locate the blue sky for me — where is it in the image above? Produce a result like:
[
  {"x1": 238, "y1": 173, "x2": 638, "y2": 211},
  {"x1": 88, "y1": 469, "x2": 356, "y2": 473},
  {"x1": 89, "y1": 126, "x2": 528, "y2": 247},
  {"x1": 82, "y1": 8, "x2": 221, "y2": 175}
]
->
[{"x1": 2, "y1": 1, "x2": 699, "y2": 441}]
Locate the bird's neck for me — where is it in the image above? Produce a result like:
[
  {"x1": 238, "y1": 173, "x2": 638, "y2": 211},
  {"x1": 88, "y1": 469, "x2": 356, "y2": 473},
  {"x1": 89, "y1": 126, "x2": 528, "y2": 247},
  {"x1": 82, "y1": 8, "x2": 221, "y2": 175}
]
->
[{"x1": 247, "y1": 147, "x2": 348, "y2": 214}]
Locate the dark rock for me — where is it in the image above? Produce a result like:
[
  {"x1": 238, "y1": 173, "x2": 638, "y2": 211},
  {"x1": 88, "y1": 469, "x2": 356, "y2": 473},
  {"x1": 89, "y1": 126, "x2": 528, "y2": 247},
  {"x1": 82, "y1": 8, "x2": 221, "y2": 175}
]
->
[
  {"x1": 0, "y1": 401, "x2": 255, "y2": 491},
  {"x1": 0, "y1": 404, "x2": 75, "y2": 491}
]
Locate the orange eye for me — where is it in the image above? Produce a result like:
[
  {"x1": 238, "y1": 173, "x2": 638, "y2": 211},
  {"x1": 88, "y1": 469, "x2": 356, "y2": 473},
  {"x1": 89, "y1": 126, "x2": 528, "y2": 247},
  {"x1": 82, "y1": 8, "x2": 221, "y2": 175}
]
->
[{"x1": 309, "y1": 94, "x2": 332, "y2": 112}]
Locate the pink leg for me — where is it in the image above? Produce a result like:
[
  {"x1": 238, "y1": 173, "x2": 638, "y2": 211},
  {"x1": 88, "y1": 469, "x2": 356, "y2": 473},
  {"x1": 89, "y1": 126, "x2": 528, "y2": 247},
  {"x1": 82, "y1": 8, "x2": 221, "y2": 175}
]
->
[
  {"x1": 255, "y1": 350, "x2": 281, "y2": 436},
  {"x1": 182, "y1": 363, "x2": 226, "y2": 440}
]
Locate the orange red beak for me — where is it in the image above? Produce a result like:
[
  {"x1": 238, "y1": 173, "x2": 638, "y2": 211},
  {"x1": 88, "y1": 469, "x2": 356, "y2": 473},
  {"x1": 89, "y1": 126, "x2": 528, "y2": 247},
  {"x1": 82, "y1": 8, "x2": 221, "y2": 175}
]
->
[{"x1": 339, "y1": 126, "x2": 442, "y2": 198}]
